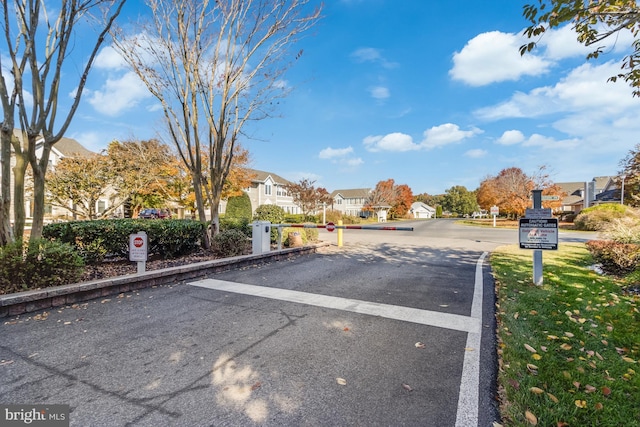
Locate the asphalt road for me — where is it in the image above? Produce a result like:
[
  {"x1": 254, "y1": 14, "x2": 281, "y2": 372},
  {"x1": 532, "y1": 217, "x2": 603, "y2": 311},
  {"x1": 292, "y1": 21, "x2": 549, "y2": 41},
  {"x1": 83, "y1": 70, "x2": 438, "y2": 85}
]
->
[{"x1": 0, "y1": 220, "x2": 596, "y2": 426}]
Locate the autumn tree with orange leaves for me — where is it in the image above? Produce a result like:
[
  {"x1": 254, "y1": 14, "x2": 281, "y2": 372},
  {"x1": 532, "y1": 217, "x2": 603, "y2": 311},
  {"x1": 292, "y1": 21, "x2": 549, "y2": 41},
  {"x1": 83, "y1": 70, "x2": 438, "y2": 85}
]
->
[
  {"x1": 285, "y1": 178, "x2": 332, "y2": 220},
  {"x1": 477, "y1": 166, "x2": 564, "y2": 217},
  {"x1": 366, "y1": 179, "x2": 414, "y2": 219}
]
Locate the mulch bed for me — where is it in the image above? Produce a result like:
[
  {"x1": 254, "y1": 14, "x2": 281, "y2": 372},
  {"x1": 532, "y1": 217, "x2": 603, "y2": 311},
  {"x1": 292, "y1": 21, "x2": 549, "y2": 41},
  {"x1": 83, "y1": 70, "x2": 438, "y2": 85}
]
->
[{"x1": 80, "y1": 249, "x2": 228, "y2": 281}]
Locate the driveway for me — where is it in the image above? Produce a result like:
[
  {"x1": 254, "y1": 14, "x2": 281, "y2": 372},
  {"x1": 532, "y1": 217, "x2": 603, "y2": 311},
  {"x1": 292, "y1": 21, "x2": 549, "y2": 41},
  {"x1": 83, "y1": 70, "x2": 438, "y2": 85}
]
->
[{"x1": 0, "y1": 220, "x2": 593, "y2": 426}]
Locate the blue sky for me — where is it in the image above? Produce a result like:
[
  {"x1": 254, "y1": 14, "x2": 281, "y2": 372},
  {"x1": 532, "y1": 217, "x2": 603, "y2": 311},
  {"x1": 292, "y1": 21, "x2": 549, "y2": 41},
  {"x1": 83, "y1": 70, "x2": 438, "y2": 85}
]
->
[{"x1": 64, "y1": 0, "x2": 640, "y2": 195}]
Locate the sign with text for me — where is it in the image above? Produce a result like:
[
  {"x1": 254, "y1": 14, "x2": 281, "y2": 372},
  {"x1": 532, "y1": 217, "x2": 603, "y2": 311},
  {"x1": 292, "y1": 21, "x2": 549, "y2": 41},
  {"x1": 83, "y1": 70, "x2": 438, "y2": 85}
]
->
[
  {"x1": 129, "y1": 232, "x2": 148, "y2": 261},
  {"x1": 519, "y1": 218, "x2": 558, "y2": 250},
  {"x1": 525, "y1": 208, "x2": 552, "y2": 219}
]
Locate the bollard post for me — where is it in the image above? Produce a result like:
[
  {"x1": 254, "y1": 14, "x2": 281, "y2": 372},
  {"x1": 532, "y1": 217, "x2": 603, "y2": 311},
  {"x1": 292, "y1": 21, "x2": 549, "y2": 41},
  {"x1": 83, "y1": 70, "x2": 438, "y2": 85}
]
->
[{"x1": 337, "y1": 220, "x2": 343, "y2": 247}]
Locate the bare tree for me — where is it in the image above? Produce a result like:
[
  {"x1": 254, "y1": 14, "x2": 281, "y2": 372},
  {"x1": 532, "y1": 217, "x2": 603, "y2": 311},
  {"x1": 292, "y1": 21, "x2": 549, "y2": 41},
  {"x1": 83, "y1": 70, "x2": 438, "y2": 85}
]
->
[
  {"x1": 0, "y1": 0, "x2": 127, "y2": 243},
  {"x1": 112, "y1": 0, "x2": 321, "y2": 247}
]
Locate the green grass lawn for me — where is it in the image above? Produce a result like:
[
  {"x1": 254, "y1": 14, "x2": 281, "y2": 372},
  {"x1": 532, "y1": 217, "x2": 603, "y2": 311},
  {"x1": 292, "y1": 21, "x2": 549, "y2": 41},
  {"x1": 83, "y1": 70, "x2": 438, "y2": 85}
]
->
[{"x1": 491, "y1": 243, "x2": 640, "y2": 426}]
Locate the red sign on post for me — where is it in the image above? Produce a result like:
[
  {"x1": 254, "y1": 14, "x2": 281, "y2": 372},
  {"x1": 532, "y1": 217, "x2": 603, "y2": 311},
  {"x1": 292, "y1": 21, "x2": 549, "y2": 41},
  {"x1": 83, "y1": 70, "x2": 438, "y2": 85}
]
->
[
  {"x1": 133, "y1": 237, "x2": 144, "y2": 248},
  {"x1": 326, "y1": 222, "x2": 335, "y2": 232},
  {"x1": 129, "y1": 232, "x2": 148, "y2": 262}
]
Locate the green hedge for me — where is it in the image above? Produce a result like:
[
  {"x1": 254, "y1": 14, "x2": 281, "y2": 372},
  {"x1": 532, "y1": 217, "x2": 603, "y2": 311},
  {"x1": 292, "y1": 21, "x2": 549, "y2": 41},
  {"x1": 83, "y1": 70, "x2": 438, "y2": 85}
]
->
[
  {"x1": 219, "y1": 216, "x2": 252, "y2": 237},
  {"x1": 43, "y1": 219, "x2": 205, "y2": 263},
  {"x1": 0, "y1": 239, "x2": 84, "y2": 294}
]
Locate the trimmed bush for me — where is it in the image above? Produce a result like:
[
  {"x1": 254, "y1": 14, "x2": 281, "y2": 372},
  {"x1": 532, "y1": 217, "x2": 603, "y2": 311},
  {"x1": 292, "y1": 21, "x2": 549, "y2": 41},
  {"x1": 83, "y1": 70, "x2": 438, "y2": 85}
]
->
[
  {"x1": 253, "y1": 204, "x2": 286, "y2": 242},
  {"x1": 284, "y1": 214, "x2": 305, "y2": 224},
  {"x1": 574, "y1": 203, "x2": 628, "y2": 231},
  {"x1": 0, "y1": 239, "x2": 85, "y2": 294},
  {"x1": 585, "y1": 240, "x2": 640, "y2": 276},
  {"x1": 212, "y1": 229, "x2": 250, "y2": 257},
  {"x1": 225, "y1": 193, "x2": 252, "y2": 221},
  {"x1": 219, "y1": 216, "x2": 251, "y2": 237}
]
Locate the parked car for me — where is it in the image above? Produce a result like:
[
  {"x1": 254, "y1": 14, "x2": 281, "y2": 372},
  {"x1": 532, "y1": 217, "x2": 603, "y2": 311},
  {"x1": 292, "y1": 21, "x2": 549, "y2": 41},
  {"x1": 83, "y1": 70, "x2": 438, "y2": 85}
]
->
[{"x1": 138, "y1": 208, "x2": 172, "y2": 219}]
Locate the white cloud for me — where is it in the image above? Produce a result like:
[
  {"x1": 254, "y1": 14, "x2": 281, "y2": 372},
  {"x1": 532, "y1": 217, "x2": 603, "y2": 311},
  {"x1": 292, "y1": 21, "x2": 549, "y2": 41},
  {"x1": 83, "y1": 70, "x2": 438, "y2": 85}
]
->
[
  {"x1": 95, "y1": 46, "x2": 129, "y2": 70},
  {"x1": 369, "y1": 86, "x2": 390, "y2": 100},
  {"x1": 540, "y1": 24, "x2": 634, "y2": 60},
  {"x1": 522, "y1": 133, "x2": 580, "y2": 149},
  {"x1": 420, "y1": 123, "x2": 482, "y2": 149},
  {"x1": 273, "y1": 79, "x2": 288, "y2": 89},
  {"x1": 476, "y1": 61, "x2": 640, "y2": 122},
  {"x1": 319, "y1": 146, "x2": 354, "y2": 159},
  {"x1": 69, "y1": 131, "x2": 107, "y2": 153},
  {"x1": 497, "y1": 130, "x2": 525, "y2": 145},
  {"x1": 450, "y1": 31, "x2": 551, "y2": 86},
  {"x1": 351, "y1": 47, "x2": 382, "y2": 63},
  {"x1": 363, "y1": 133, "x2": 417, "y2": 152},
  {"x1": 87, "y1": 71, "x2": 153, "y2": 116},
  {"x1": 363, "y1": 124, "x2": 482, "y2": 152},
  {"x1": 465, "y1": 149, "x2": 487, "y2": 158},
  {"x1": 350, "y1": 47, "x2": 398, "y2": 69},
  {"x1": 319, "y1": 146, "x2": 362, "y2": 169}
]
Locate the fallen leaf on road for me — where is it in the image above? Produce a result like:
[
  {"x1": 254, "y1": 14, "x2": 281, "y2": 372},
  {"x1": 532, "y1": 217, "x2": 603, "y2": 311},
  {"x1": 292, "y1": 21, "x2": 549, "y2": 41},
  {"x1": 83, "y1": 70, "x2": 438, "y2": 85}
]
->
[
  {"x1": 336, "y1": 378, "x2": 347, "y2": 386},
  {"x1": 402, "y1": 383, "x2": 413, "y2": 391},
  {"x1": 251, "y1": 381, "x2": 262, "y2": 391},
  {"x1": 415, "y1": 342, "x2": 426, "y2": 349},
  {"x1": 0, "y1": 360, "x2": 14, "y2": 366}
]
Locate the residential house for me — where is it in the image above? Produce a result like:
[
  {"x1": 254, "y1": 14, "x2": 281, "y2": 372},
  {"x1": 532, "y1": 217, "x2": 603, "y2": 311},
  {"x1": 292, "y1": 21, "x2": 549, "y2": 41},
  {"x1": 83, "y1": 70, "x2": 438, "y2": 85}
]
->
[
  {"x1": 2, "y1": 130, "x2": 116, "y2": 222},
  {"x1": 556, "y1": 176, "x2": 617, "y2": 214},
  {"x1": 410, "y1": 202, "x2": 436, "y2": 219},
  {"x1": 330, "y1": 188, "x2": 370, "y2": 218},
  {"x1": 242, "y1": 169, "x2": 300, "y2": 214}
]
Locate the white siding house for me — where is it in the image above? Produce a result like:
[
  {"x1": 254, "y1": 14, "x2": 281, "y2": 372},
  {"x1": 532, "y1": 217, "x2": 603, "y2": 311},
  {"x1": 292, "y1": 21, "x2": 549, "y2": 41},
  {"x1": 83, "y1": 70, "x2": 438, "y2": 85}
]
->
[
  {"x1": 410, "y1": 202, "x2": 436, "y2": 219},
  {"x1": 330, "y1": 188, "x2": 370, "y2": 217}
]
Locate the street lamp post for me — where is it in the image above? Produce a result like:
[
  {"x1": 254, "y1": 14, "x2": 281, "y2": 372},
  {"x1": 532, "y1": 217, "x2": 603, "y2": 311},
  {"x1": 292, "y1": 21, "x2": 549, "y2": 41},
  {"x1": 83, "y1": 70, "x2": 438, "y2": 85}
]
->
[{"x1": 621, "y1": 175, "x2": 627, "y2": 205}]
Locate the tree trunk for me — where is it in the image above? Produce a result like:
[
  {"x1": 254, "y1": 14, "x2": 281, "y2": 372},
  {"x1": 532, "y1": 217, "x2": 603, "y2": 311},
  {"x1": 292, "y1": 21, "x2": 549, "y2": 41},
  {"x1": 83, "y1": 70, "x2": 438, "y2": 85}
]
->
[
  {"x1": 28, "y1": 139, "x2": 50, "y2": 242},
  {"x1": 192, "y1": 172, "x2": 210, "y2": 249},
  {"x1": 0, "y1": 130, "x2": 13, "y2": 245},
  {"x1": 11, "y1": 152, "x2": 28, "y2": 241}
]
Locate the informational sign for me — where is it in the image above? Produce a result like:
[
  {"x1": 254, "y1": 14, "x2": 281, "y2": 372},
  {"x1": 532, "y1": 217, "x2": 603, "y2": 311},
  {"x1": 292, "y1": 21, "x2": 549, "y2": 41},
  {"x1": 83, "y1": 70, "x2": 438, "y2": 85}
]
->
[
  {"x1": 326, "y1": 222, "x2": 336, "y2": 232},
  {"x1": 519, "y1": 218, "x2": 558, "y2": 250},
  {"x1": 490, "y1": 205, "x2": 499, "y2": 215},
  {"x1": 525, "y1": 208, "x2": 552, "y2": 219},
  {"x1": 129, "y1": 232, "x2": 148, "y2": 261},
  {"x1": 541, "y1": 195, "x2": 560, "y2": 201}
]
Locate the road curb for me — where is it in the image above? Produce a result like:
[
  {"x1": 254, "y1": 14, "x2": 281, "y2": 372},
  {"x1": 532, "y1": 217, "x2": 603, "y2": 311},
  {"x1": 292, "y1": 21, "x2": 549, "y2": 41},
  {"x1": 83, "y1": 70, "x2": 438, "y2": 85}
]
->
[{"x1": 0, "y1": 243, "x2": 331, "y2": 319}]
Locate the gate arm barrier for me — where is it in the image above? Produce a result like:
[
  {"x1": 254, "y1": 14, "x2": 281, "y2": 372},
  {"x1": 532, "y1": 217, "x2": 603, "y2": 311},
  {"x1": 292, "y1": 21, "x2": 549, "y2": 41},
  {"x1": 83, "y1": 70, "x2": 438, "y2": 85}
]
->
[{"x1": 272, "y1": 223, "x2": 414, "y2": 250}]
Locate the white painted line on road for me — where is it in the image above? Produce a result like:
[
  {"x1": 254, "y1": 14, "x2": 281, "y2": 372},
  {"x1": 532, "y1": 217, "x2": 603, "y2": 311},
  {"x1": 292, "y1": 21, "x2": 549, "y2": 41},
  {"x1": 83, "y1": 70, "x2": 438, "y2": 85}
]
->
[
  {"x1": 455, "y1": 251, "x2": 488, "y2": 427},
  {"x1": 189, "y1": 279, "x2": 481, "y2": 334}
]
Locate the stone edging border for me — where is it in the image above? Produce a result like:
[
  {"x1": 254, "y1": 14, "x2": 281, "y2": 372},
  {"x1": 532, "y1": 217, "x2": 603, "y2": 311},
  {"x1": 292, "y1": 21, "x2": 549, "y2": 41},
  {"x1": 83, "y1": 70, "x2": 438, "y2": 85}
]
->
[{"x1": 0, "y1": 243, "x2": 331, "y2": 318}]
